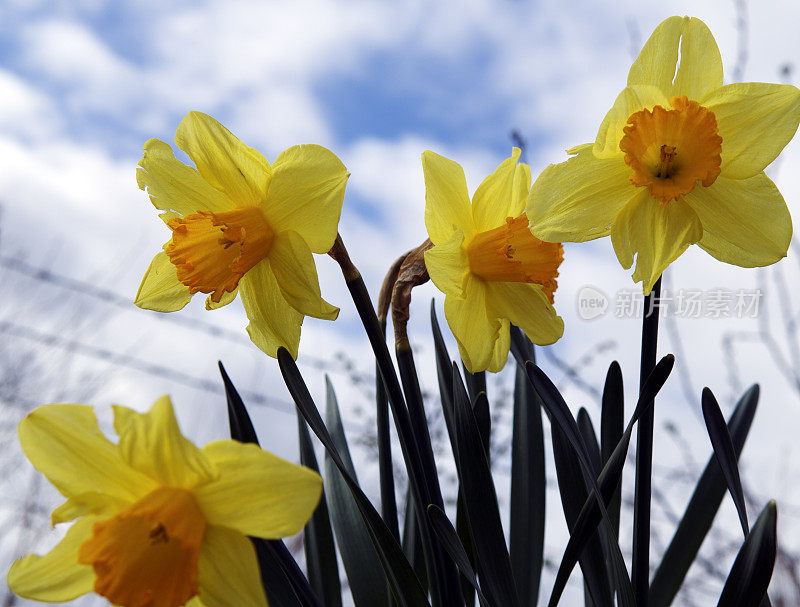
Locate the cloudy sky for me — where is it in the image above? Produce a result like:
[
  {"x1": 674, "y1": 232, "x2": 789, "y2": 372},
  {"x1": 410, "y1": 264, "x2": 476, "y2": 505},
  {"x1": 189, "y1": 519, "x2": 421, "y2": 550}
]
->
[{"x1": 3, "y1": 0, "x2": 800, "y2": 604}]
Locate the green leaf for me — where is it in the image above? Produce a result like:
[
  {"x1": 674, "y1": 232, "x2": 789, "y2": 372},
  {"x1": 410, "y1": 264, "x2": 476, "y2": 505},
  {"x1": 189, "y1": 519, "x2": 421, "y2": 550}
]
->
[
  {"x1": 701, "y1": 387, "x2": 749, "y2": 537},
  {"x1": 532, "y1": 354, "x2": 674, "y2": 607},
  {"x1": 473, "y1": 391, "x2": 491, "y2": 462},
  {"x1": 218, "y1": 362, "x2": 313, "y2": 607},
  {"x1": 297, "y1": 415, "x2": 342, "y2": 607},
  {"x1": 600, "y1": 362, "x2": 624, "y2": 541},
  {"x1": 402, "y1": 489, "x2": 429, "y2": 593},
  {"x1": 649, "y1": 385, "x2": 760, "y2": 607},
  {"x1": 717, "y1": 501, "x2": 777, "y2": 607},
  {"x1": 431, "y1": 301, "x2": 455, "y2": 430},
  {"x1": 463, "y1": 367, "x2": 487, "y2": 402},
  {"x1": 577, "y1": 408, "x2": 601, "y2": 477},
  {"x1": 344, "y1": 277, "x2": 457, "y2": 606},
  {"x1": 324, "y1": 378, "x2": 390, "y2": 607},
  {"x1": 452, "y1": 364, "x2": 520, "y2": 607},
  {"x1": 510, "y1": 345, "x2": 546, "y2": 607},
  {"x1": 551, "y1": 421, "x2": 613, "y2": 607},
  {"x1": 278, "y1": 348, "x2": 430, "y2": 607},
  {"x1": 432, "y1": 301, "x2": 476, "y2": 605},
  {"x1": 427, "y1": 505, "x2": 493, "y2": 607},
  {"x1": 396, "y1": 346, "x2": 462, "y2": 606}
]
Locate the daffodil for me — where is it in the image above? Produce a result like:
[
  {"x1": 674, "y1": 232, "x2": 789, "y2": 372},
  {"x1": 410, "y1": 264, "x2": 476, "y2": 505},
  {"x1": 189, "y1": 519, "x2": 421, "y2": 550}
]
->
[
  {"x1": 529, "y1": 16, "x2": 800, "y2": 293},
  {"x1": 423, "y1": 148, "x2": 564, "y2": 373},
  {"x1": 135, "y1": 111, "x2": 349, "y2": 358},
  {"x1": 7, "y1": 396, "x2": 322, "y2": 607}
]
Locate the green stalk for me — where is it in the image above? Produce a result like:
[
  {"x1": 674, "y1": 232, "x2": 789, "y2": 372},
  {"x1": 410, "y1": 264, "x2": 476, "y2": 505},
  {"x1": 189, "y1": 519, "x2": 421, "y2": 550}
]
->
[
  {"x1": 329, "y1": 235, "x2": 460, "y2": 607},
  {"x1": 632, "y1": 276, "x2": 662, "y2": 606}
]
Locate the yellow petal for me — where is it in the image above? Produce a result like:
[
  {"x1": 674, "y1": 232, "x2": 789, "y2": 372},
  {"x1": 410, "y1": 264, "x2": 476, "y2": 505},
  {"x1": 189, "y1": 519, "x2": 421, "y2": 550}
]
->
[
  {"x1": 444, "y1": 276, "x2": 501, "y2": 374},
  {"x1": 19, "y1": 405, "x2": 155, "y2": 502},
  {"x1": 703, "y1": 83, "x2": 800, "y2": 179},
  {"x1": 611, "y1": 190, "x2": 703, "y2": 293},
  {"x1": 268, "y1": 231, "x2": 339, "y2": 321},
  {"x1": 471, "y1": 148, "x2": 528, "y2": 231},
  {"x1": 51, "y1": 492, "x2": 128, "y2": 526},
  {"x1": 487, "y1": 319, "x2": 511, "y2": 374},
  {"x1": 197, "y1": 525, "x2": 268, "y2": 607},
  {"x1": 424, "y1": 230, "x2": 469, "y2": 298},
  {"x1": 113, "y1": 396, "x2": 216, "y2": 489},
  {"x1": 137, "y1": 138, "x2": 236, "y2": 215},
  {"x1": 206, "y1": 288, "x2": 238, "y2": 310},
  {"x1": 175, "y1": 111, "x2": 272, "y2": 207},
  {"x1": 527, "y1": 149, "x2": 634, "y2": 243},
  {"x1": 671, "y1": 17, "x2": 723, "y2": 100},
  {"x1": 263, "y1": 144, "x2": 348, "y2": 254},
  {"x1": 684, "y1": 172, "x2": 792, "y2": 267},
  {"x1": 194, "y1": 440, "x2": 322, "y2": 538},
  {"x1": 238, "y1": 259, "x2": 303, "y2": 359},
  {"x1": 486, "y1": 282, "x2": 564, "y2": 346},
  {"x1": 422, "y1": 150, "x2": 475, "y2": 245},
  {"x1": 628, "y1": 16, "x2": 722, "y2": 101},
  {"x1": 593, "y1": 85, "x2": 669, "y2": 158},
  {"x1": 135, "y1": 251, "x2": 193, "y2": 312},
  {"x1": 7, "y1": 518, "x2": 96, "y2": 602}
]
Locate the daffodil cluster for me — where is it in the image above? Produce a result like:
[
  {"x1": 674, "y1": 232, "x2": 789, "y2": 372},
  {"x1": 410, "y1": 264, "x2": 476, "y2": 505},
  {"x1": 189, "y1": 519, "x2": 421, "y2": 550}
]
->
[{"x1": 5, "y1": 14, "x2": 800, "y2": 607}]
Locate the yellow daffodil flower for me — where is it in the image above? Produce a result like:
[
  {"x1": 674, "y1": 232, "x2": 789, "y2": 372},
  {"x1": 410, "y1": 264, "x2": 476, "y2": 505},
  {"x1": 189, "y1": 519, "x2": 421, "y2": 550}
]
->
[
  {"x1": 135, "y1": 111, "x2": 349, "y2": 358},
  {"x1": 423, "y1": 148, "x2": 564, "y2": 373},
  {"x1": 7, "y1": 396, "x2": 322, "y2": 607},
  {"x1": 529, "y1": 16, "x2": 799, "y2": 293}
]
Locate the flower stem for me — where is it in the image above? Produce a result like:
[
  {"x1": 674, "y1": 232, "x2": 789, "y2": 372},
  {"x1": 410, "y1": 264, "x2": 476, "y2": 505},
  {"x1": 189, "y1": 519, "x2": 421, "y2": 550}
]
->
[
  {"x1": 632, "y1": 276, "x2": 662, "y2": 607},
  {"x1": 329, "y1": 234, "x2": 462, "y2": 607}
]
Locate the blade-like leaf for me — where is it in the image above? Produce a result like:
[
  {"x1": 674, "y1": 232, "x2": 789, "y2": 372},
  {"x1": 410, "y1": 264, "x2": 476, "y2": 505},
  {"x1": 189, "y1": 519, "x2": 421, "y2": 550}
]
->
[
  {"x1": 702, "y1": 387, "x2": 749, "y2": 537},
  {"x1": 343, "y1": 276, "x2": 457, "y2": 606},
  {"x1": 298, "y1": 416, "x2": 342, "y2": 607},
  {"x1": 452, "y1": 364, "x2": 520, "y2": 607},
  {"x1": 219, "y1": 361, "x2": 259, "y2": 444},
  {"x1": 577, "y1": 408, "x2": 601, "y2": 477},
  {"x1": 427, "y1": 505, "x2": 493, "y2": 607},
  {"x1": 278, "y1": 348, "x2": 430, "y2": 607},
  {"x1": 649, "y1": 385, "x2": 760, "y2": 607},
  {"x1": 432, "y1": 300, "x2": 477, "y2": 606},
  {"x1": 473, "y1": 391, "x2": 491, "y2": 461},
  {"x1": 219, "y1": 362, "x2": 314, "y2": 607},
  {"x1": 431, "y1": 301, "x2": 455, "y2": 432},
  {"x1": 464, "y1": 367, "x2": 487, "y2": 402},
  {"x1": 600, "y1": 361, "x2": 624, "y2": 541},
  {"x1": 324, "y1": 378, "x2": 390, "y2": 607},
  {"x1": 717, "y1": 501, "x2": 777, "y2": 607},
  {"x1": 551, "y1": 422, "x2": 613, "y2": 607},
  {"x1": 534, "y1": 354, "x2": 675, "y2": 607},
  {"x1": 510, "y1": 353, "x2": 546, "y2": 607},
  {"x1": 402, "y1": 489, "x2": 429, "y2": 593}
]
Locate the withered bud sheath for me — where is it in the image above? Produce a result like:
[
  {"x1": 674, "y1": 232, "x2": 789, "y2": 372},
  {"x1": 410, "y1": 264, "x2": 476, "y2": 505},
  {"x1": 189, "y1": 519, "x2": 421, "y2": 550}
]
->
[
  {"x1": 378, "y1": 250, "x2": 411, "y2": 325},
  {"x1": 391, "y1": 239, "x2": 433, "y2": 350}
]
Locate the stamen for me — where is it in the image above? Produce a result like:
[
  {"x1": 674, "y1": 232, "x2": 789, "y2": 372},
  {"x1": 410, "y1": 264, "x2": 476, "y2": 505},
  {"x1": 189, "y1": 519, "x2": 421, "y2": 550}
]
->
[
  {"x1": 620, "y1": 96, "x2": 722, "y2": 204},
  {"x1": 78, "y1": 487, "x2": 206, "y2": 607},
  {"x1": 165, "y1": 206, "x2": 274, "y2": 302},
  {"x1": 466, "y1": 215, "x2": 563, "y2": 302}
]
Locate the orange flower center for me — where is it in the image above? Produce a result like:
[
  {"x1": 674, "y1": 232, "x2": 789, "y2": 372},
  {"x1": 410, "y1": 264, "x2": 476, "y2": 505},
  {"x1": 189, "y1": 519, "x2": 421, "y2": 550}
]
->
[
  {"x1": 165, "y1": 206, "x2": 274, "y2": 303},
  {"x1": 78, "y1": 487, "x2": 207, "y2": 607},
  {"x1": 466, "y1": 215, "x2": 563, "y2": 303},
  {"x1": 620, "y1": 96, "x2": 722, "y2": 204}
]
